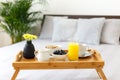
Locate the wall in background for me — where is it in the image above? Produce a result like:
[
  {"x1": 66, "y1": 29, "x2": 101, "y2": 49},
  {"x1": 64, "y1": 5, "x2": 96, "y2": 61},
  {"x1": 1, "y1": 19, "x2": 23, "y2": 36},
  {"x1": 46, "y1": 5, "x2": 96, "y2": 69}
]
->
[
  {"x1": 46, "y1": 0, "x2": 120, "y2": 15},
  {"x1": 0, "y1": 0, "x2": 120, "y2": 47},
  {"x1": 0, "y1": 28, "x2": 11, "y2": 47},
  {"x1": 1, "y1": 0, "x2": 120, "y2": 15}
]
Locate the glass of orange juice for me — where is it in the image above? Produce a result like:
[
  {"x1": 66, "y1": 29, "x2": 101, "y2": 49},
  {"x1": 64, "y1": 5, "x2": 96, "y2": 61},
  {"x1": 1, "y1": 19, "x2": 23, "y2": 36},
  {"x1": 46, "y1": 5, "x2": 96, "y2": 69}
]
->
[{"x1": 68, "y1": 42, "x2": 79, "y2": 61}]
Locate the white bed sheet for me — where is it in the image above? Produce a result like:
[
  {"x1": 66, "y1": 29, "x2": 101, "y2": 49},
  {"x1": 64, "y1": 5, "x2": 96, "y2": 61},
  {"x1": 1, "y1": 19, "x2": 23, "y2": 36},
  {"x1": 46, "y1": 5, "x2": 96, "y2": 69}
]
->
[{"x1": 0, "y1": 39, "x2": 120, "y2": 80}]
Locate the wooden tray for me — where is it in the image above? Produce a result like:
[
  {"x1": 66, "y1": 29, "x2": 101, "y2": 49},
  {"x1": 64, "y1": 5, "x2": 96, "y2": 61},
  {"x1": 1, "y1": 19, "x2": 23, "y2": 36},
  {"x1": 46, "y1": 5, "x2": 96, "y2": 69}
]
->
[
  {"x1": 11, "y1": 49, "x2": 107, "y2": 80},
  {"x1": 13, "y1": 49, "x2": 104, "y2": 69}
]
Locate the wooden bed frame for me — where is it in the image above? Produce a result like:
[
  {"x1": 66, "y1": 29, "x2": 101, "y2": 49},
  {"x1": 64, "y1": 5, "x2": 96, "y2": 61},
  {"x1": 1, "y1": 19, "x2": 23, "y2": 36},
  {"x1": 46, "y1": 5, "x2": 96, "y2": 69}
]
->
[
  {"x1": 41, "y1": 14, "x2": 120, "y2": 27},
  {"x1": 43, "y1": 14, "x2": 120, "y2": 19}
]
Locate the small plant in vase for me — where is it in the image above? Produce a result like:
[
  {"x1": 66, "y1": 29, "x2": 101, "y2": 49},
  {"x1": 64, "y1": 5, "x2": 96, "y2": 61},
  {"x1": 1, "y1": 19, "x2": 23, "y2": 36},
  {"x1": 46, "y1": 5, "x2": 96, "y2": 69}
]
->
[{"x1": 23, "y1": 33, "x2": 37, "y2": 59}]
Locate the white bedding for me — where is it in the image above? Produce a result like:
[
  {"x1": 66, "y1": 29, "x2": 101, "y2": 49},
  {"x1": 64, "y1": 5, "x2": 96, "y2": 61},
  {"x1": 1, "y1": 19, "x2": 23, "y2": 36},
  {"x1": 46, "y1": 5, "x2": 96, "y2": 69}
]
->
[{"x1": 0, "y1": 38, "x2": 120, "y2": 80}]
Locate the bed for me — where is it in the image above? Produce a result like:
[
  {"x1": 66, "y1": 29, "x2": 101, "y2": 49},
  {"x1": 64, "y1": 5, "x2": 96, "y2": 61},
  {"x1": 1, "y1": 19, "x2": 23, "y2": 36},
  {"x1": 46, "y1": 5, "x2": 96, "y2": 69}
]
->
[{"x1": 0, "y1": 14, "x2": 120, "y2": 80}]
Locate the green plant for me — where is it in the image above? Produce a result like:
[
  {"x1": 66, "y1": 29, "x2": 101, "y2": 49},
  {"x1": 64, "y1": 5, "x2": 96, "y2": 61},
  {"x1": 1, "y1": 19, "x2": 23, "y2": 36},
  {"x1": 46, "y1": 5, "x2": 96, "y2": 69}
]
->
[{"x1": 0, "y1": 0, "x2": 47, "y2": 43}]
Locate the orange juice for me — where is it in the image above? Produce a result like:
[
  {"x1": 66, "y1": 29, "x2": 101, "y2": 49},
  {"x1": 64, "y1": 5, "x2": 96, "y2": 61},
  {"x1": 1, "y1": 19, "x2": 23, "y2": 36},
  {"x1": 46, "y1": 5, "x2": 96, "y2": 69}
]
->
[{"x1": 68, "y1": 42, "x2": 79, "y2": 61}]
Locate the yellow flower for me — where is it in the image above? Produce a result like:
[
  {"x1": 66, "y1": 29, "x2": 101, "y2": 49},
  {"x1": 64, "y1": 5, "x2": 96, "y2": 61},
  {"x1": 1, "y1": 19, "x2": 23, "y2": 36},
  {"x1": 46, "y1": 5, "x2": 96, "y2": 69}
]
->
[{"x1": 23, "y1": 33, "x2": 37, "y2": 41}]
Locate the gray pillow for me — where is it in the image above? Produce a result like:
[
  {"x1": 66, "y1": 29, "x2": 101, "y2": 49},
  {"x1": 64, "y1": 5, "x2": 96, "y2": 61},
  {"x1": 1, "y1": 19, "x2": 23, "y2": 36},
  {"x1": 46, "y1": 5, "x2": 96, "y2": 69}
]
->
[
  {"x1": 101, "y1": 19, "x2": 120, "y2": 45},
  {"x1": 73, "y1": 18, "x2": 105, "y2": 45},
  {"x1": 52, "y1": 18, "x2": 77, "y2": 41},
  {"x1": 39, "y1": 16, "x2": 68, "y2": 39}
]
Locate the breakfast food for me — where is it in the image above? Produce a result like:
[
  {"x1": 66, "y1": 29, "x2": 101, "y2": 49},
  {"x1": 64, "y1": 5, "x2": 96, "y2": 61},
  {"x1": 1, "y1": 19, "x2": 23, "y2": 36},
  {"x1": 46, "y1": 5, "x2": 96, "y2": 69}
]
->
[
  {"x1": 45, "y1": 45, "x2": 60, "y2": 49},
  {"x1": 53, "y1": 50, "x2": 67, "y2": 61},
  {"x1": 53, "y1": 50, "x2": 67, "y2": 55}
]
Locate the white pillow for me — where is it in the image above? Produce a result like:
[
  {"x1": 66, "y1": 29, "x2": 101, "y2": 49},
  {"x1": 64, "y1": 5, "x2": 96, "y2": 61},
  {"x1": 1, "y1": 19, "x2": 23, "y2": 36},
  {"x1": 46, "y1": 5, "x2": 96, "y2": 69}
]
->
[
  {"x1": 39, "y1": 16, "x2": 68, "y2": 39},
  {"x1": 101, "y1": 19, "x2": 120, "y2": 45},
  {"x1": 52, "y1": 18, "x2": 77, "y2": 42},
  {"x1": 73, "y1": 18, "x2": 105, "y2": 45}
]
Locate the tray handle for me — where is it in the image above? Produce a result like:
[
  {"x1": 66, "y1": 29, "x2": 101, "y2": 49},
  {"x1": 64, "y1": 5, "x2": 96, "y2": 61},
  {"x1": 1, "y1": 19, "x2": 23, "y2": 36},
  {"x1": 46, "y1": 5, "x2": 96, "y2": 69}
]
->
[{"x1": 15, "y1": 51, "x2": 22, "y2": 61}]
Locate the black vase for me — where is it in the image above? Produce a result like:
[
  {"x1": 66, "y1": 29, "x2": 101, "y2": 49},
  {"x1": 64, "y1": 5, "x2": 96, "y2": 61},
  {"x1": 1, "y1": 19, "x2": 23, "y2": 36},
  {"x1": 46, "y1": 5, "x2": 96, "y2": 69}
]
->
[{"x1": 23, "y1": 40, "x2": 35, "y2": 59}]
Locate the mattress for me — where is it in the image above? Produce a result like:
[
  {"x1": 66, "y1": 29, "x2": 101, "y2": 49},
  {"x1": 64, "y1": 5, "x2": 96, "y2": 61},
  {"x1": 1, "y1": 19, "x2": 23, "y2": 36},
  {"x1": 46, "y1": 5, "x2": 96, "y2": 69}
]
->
[{"x1": 0, "y1": 38, "x2": 120, "y2": 80}]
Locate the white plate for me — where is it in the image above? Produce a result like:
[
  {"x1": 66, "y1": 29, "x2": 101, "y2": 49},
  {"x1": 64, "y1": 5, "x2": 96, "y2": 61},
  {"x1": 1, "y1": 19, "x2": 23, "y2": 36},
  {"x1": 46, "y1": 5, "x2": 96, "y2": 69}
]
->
[{"x1": 79, "y1": 51, "x2": 92, "y2": 58}]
